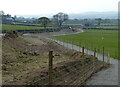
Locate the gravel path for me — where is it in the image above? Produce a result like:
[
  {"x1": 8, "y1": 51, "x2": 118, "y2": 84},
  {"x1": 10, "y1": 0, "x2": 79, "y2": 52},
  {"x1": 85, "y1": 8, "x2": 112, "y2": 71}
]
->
[{"x1": 49, "y1": 31, "x2": 119, "y2": 85}]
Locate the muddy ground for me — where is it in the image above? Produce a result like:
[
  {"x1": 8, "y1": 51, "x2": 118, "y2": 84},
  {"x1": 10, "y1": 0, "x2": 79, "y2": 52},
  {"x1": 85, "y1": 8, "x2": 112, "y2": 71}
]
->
[{"x1": 2, "y1": 30, "x2": 109, "y2": 85}]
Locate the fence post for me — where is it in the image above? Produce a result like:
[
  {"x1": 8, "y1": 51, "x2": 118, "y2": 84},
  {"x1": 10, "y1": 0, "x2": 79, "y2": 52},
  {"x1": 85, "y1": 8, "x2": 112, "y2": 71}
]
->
[
  {"x1": 49, "y1": 51, "x2": 53, "y2": 85},
  {"x1": 94, "y1": 48, "x2": 96, "y2": 57},
  {"x1": 82, "y1": 47, "x2": 84, "y2": 56},
  {"x1": 103, "y1": 47, "x2": 105, "y2": 66},
  {"x1": 96, "y1": 48, "x2": 98, "y2": 58}
]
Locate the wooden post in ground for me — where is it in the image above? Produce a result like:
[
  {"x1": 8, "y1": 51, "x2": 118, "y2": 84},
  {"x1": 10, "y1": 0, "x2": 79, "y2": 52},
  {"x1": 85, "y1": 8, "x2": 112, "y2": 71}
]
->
[
  {"x1": 96, "y1": 48, "x2": 98, "y2": 58},
  {"x1": 92, "y1": 48, "x2": 96, "y2": 73},
  {"x1": 82, "y1": 47, "x2": 84, "y2": 56},
  {"x1": 49, "y1": 51, "x2": 53, "y2": 85},
  {"x1": 94, "y1": 48, "x2": 96, "y2": 57}
]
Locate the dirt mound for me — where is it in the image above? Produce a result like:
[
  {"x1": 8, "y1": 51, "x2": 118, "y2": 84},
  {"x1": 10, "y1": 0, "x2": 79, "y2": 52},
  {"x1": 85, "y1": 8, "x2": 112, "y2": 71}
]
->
[
  {"x1": 2, "y1": 36, "x2": 80, "y2": 85},
  {"x1": 4, "y1": 30, "x2": 18, "y2": 39},
  {"x1": 2, "y1": 35, "x2": 109, "y2": 85}
]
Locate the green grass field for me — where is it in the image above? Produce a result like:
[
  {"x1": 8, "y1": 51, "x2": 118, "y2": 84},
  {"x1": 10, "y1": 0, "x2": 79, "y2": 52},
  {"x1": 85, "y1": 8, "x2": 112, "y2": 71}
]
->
[
  {"x1": 1, "y1": 24, "x2": 57, "y2": 30},
  {"x1": 51, "y1": 30, "x2": 118, "y2": 59},
  {"x1": 14, "y1": 22, "x2": 40, "y2": 25},
  {"x1": 100, "y1": 24, "x2": 118, "y2": 25},
  {"x1": 96, "y1": 27, "x2": 118, "y2": 29},
  {"x1": 63, "y1": 24, "x2": 82, "y2": 25}
]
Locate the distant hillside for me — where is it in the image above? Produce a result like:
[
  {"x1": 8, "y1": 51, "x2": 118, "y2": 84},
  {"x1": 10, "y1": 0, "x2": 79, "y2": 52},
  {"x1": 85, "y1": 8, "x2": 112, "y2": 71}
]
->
[
  {"x1": 69, "y1": 11, "x2": 118, "y2": 19},
  {"x1": 17, "y1": 11, "x2": 118, "y2": 19}
]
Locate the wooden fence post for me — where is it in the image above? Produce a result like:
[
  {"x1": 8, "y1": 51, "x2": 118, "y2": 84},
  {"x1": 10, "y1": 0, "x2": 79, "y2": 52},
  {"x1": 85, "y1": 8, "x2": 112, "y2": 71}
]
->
[
  {"x1": 49, "y1": 51, "x2": 53, "y2": 85},
  {"x1": 82, "y1": 47, "x2": 84, "y2": 56},
  {"x1": 96, "y1": 48, "x2": 98, "y2": 58}
]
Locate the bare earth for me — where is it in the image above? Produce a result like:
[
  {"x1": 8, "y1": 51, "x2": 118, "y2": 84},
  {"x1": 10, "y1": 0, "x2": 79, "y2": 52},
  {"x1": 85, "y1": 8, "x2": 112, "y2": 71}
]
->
[{"x1": 2, "y1": 30, "x2": 108, "y2": 85}]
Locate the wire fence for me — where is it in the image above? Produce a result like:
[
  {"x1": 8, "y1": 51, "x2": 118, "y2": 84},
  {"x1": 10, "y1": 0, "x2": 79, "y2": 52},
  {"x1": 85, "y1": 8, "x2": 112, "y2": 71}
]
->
[
  {"x1": 29, "y1": 38, "x2": 110, "y2": 85},
  {"x1": 50, "y1": 38, "x2": 111, "y2": 62}
]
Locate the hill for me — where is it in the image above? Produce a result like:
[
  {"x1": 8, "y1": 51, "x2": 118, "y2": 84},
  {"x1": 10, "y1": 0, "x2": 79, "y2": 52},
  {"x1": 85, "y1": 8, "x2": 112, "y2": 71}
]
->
[{"x1": 17, "y1": 11, "x2": 118, "y2": 19}]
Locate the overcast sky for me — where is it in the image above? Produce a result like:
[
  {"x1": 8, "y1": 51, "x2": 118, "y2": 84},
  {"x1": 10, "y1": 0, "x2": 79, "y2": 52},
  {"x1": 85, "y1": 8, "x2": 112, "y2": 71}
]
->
[{"x1": 0, "y1": 0, "x2": 119, "y2": 15}]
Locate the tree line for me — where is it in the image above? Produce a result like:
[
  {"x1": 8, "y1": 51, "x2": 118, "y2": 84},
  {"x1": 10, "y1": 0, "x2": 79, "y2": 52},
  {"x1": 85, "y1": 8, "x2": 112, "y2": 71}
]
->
[
  {"x1": 37, "y1": 12, "x2": 69, "y2": 29},
  {"x1": 1, "y1": 11, "x2": 118, "y2": 29}
]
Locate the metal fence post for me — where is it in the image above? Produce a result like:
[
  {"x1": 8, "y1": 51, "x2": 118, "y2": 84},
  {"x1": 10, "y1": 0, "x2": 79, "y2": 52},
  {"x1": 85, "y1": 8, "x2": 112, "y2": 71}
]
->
[{"x1": 49, "y1": 51, "x2": 53, "y2": 85}]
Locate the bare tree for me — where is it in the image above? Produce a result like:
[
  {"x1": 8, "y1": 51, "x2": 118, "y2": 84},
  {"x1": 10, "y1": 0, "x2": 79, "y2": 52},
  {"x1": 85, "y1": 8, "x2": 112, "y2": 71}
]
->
[
  {"x1": 53, "y1": 12, "x2": 68, "y2": 28},
  {"x1": 0, "y1": 11, "x2": 5, "y2": 15},
  {"x1": 37, "y1": 17, "x2": 51, "y2": 29},
  {"x1": 82, "y1": 19, "x2": 96, "y2": 28},
  {"x1": 95, "y1": 18, "x2": 102, "y2": 26},
  {"x1": 103, "y1": 19, "x2": 110, "y2": 24}
]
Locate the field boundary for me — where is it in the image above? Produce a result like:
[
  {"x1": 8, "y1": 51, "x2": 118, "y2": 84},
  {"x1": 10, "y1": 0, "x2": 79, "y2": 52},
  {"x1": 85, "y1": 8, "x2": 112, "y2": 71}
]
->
[{"x1": 28, "y1": 50, "x2": 107, "y2": 85}]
